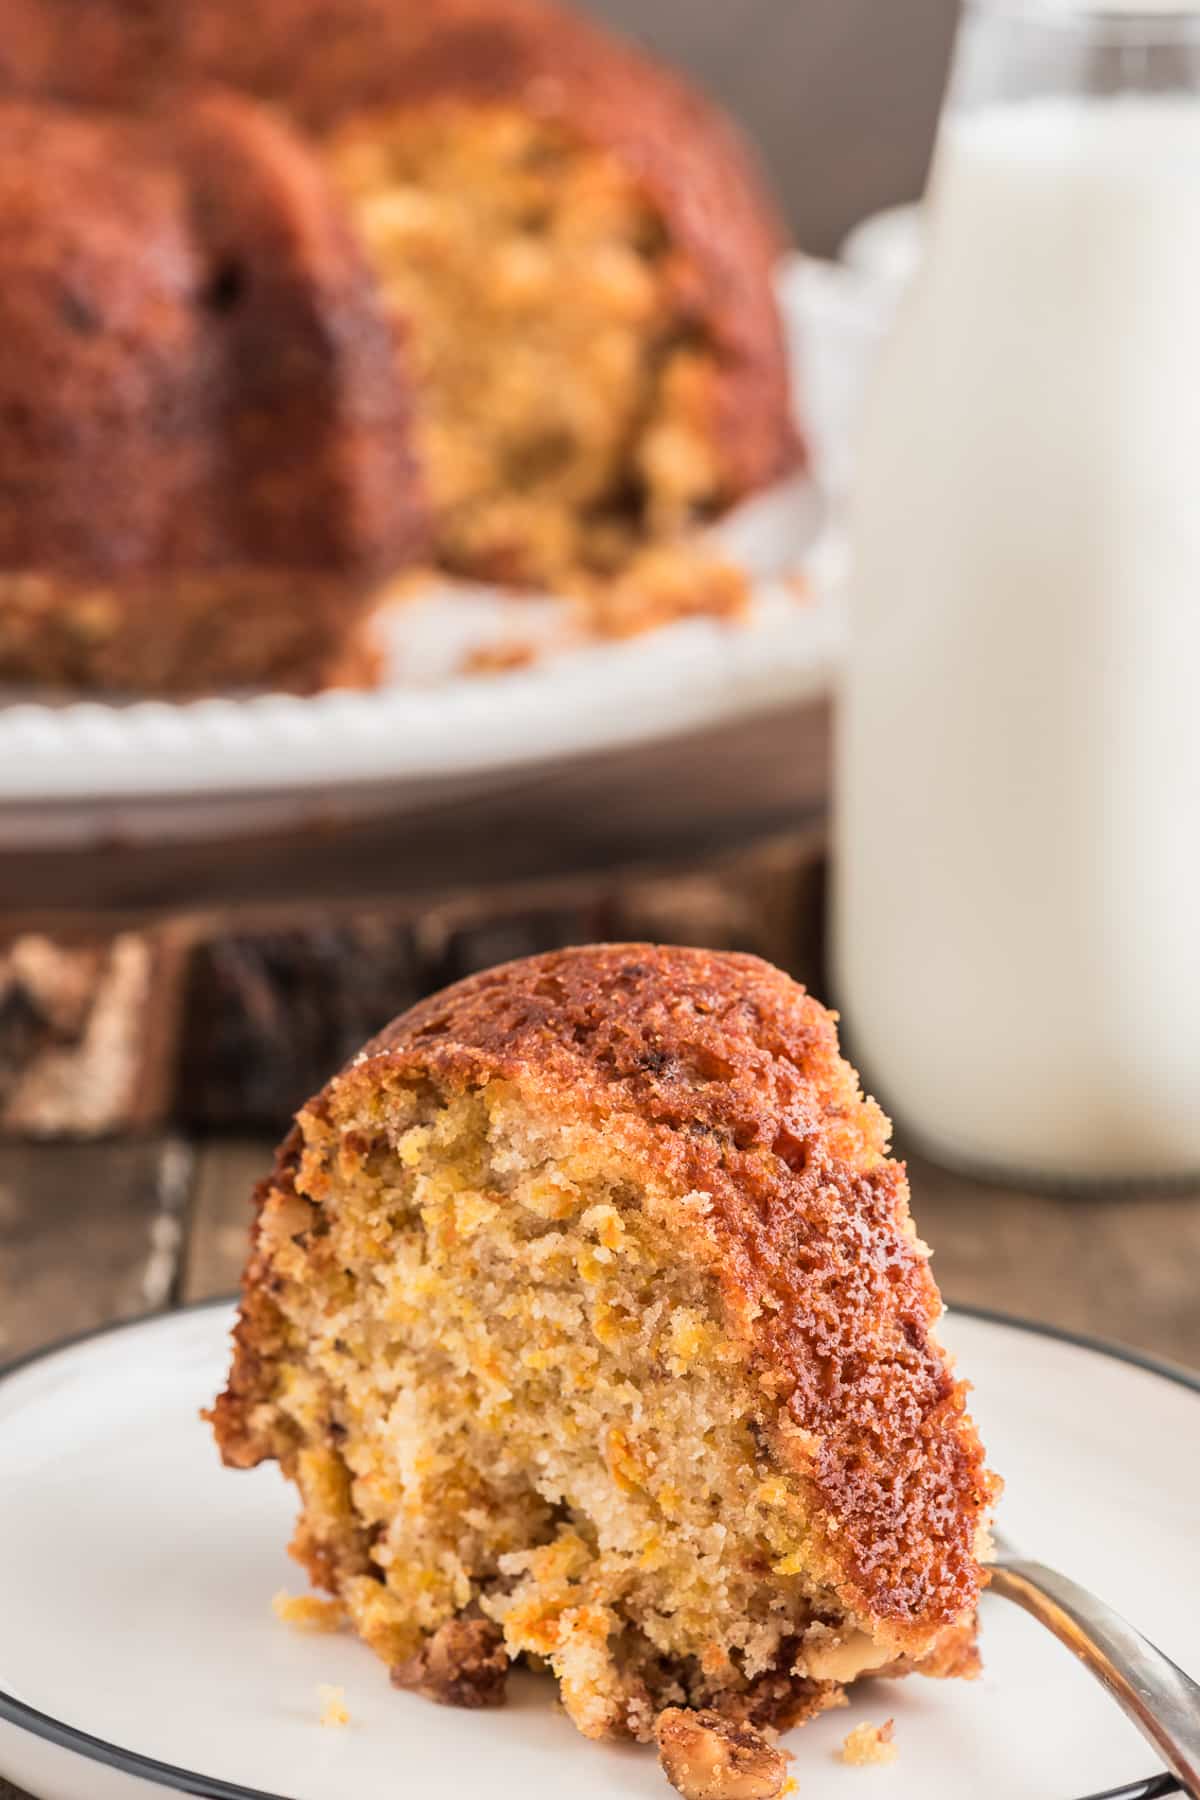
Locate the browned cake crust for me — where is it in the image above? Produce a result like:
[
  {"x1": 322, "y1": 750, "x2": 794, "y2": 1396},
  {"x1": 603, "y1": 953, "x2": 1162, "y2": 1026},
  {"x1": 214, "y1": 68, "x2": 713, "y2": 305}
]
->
[
  {"x1": 0, "y1": 93, "x2": 425, "y2": 694},
  {"x1": 0, "y1": 0, "x2": 796, "y2": 693},
  {"x1": 215, "y1": 946, "x2": 996, "y2": 1667}
]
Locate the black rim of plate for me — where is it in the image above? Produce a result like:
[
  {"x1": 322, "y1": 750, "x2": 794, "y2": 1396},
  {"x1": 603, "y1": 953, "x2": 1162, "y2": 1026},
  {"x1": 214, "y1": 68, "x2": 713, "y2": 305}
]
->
[{"x1": 0, "y1": 1298, "x2": 1193, "y2": 1800}]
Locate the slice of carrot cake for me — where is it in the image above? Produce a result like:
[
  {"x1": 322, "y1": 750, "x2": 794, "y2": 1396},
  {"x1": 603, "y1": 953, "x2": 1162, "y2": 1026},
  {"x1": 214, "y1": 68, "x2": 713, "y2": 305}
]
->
[{"x1": 210, "y1": 945, "x2": 997, "y2": 1747}]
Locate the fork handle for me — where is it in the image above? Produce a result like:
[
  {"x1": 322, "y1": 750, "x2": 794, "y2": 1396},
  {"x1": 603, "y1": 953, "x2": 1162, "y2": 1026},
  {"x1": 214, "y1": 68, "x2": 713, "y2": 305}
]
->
[{"x1": 991, "y1": 1559, "x2": 1200, "y2": 1798}]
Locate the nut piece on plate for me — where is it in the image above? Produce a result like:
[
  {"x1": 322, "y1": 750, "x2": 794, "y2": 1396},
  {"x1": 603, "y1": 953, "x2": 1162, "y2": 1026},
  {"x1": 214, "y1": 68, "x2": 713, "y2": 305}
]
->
[
  {"x1": 840, "y1": 1719, "x2": 897, "y2": 1766},
  {"x1": 390, "y1": 1617, "x2": 508, "y2": 1708},
  {"x1": 656, "y1": 1707, "x2": 789, "y2": 1799}
]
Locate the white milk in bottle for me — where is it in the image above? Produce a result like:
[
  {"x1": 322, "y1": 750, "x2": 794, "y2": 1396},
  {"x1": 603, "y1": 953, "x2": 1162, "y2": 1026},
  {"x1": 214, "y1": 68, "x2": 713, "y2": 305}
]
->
[{"x1": 834, "y1": 2, "x2": 1200, "y2": 1182}]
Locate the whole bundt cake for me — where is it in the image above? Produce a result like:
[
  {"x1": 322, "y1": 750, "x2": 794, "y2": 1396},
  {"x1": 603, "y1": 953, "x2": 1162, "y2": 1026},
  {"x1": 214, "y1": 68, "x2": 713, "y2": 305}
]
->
[
  {"x1": 0, "y1": 1, "x2": 798, "y2": 695},
  {"x1": 210, "y1": 946, "x2": 997, "y2": 1765}
]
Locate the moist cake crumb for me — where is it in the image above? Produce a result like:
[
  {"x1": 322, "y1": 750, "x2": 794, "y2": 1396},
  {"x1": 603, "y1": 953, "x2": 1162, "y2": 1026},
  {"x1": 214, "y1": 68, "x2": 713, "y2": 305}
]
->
[
  {"x1": 656, "y1": 1707, "x2": 789, "y2": 1799},
  {"x1": 329, "y1": 106, "x2": 785, "y2": 613},
  {"x1": 839, "y1": 1720, "x2": 897, "y2": 1767},
  {"x1": 273, "y1": 1590, "x2": 347, "y2": 1634},
  {"x1": 317, "y1": 1684, "x2": 350, "y2": 1728}
]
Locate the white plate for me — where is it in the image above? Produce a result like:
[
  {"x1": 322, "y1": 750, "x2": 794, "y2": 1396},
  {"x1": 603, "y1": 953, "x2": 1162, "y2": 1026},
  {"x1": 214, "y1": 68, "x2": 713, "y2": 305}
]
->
[
  {"x1": 0, "y1": 1303, "x2": 1195, "y2": 1800},
  {"x1": 0, "y1": 257, "x2": 880, "y2": 849}
]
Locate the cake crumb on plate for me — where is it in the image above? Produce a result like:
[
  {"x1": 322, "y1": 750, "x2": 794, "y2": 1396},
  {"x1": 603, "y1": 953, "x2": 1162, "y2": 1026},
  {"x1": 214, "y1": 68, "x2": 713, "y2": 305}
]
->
[
  {"x1": 317, "y1": 1684, "x2": 349, "y2": 1728},
  {"x1": 839, "y1": 1720, "x2": 896, "y2": 1766},
  {"x1": 273, "y1": 1590, "x2": 346, "y2": 1633}
]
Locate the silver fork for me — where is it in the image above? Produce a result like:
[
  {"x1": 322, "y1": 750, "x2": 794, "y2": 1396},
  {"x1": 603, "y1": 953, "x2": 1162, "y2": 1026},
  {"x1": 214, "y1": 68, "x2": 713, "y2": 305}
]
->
[{"x1": 989, "y1": 1533, "x2": 1200, "y2": 1798}]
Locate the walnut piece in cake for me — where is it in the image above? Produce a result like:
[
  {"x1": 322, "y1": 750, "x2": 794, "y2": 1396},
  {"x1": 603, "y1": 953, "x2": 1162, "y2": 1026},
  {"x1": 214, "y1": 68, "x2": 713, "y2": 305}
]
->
[
  {"x1": 391, "y1": 1617, "x2": 508, "y2": 1709},
  {"x1": 656, "y1": 1708, "x2": 788, "y2": 1800}
]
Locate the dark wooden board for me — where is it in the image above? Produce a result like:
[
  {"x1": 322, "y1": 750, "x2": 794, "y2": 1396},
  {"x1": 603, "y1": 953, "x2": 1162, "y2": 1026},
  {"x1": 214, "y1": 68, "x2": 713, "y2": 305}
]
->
[{"x1": 0, "y1": 1137, "x2": 194, "y2": 1364}]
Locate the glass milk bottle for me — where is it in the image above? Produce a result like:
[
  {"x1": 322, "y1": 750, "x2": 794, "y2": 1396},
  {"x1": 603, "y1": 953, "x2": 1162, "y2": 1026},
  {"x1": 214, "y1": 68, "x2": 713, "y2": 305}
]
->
[{"x1": 834, "y1": 0, "x2": 1200, "y2": 1183}]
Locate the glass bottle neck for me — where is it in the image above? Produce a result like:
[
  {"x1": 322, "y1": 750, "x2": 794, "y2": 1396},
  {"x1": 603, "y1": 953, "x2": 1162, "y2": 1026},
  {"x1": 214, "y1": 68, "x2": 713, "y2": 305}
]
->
[{"x1": 945, "y1": 0, "x2": 1200, "y2": 115}]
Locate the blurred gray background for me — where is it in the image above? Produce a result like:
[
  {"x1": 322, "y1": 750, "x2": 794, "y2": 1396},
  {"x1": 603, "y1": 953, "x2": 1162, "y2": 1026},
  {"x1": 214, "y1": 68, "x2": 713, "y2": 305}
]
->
[{"x1": 583, "y1": 0, "x2": 958, "y2": 255}]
